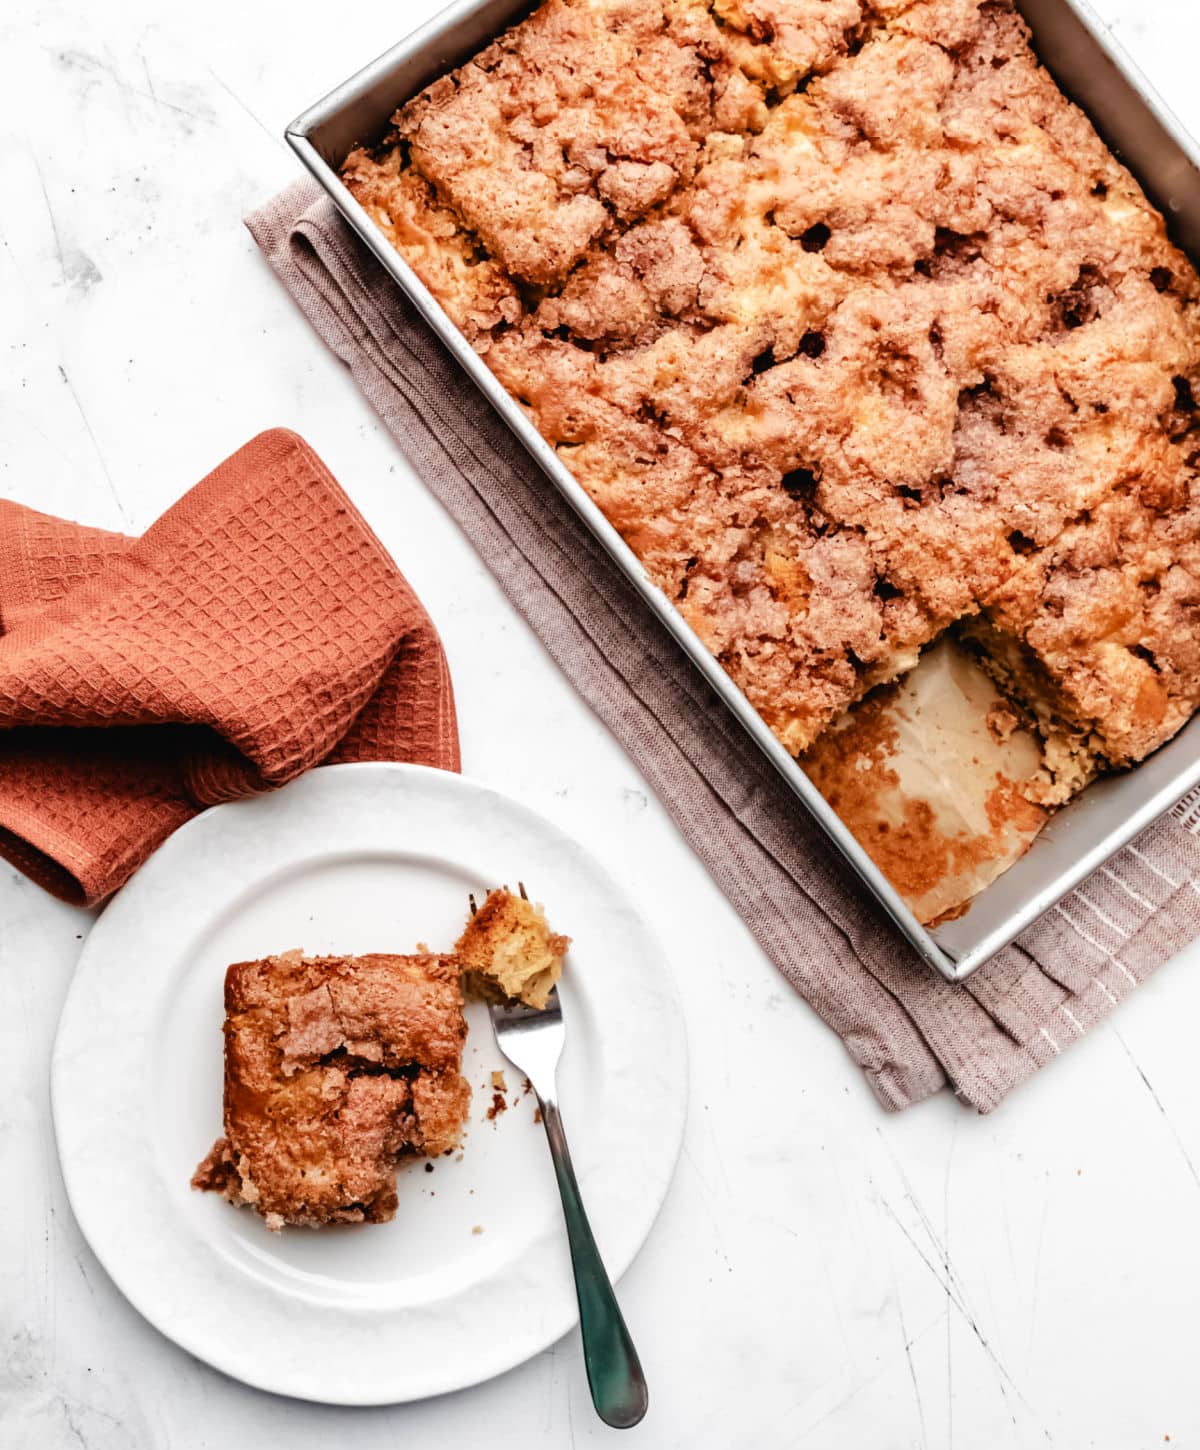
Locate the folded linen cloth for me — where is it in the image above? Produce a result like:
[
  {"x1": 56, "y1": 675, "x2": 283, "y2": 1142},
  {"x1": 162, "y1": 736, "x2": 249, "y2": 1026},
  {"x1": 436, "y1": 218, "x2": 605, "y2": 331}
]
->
[
  {"x1": 247, "y1": 180, "x2": 1200, "y2": 1112},
  {"x1": 0, "y1": 427, "x2": 458, "y2": 906}
]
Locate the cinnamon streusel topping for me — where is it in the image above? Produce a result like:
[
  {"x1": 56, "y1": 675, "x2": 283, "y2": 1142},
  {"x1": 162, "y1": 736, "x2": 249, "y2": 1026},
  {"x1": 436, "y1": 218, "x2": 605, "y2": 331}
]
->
[{"x1": 344, "y1": 0, "x2": 1200, "y2": 798}]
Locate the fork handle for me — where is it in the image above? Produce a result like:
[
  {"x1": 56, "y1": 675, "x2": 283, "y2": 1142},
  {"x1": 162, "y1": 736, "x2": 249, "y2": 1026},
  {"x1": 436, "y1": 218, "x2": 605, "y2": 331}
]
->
[{"x1": 538, "y1": 1096, "x2": 649, "y2": 1429}]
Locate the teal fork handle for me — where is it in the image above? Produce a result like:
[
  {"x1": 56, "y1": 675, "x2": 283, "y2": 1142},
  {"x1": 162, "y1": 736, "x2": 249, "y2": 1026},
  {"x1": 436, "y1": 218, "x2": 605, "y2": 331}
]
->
[{"x1": 539, "y1": 1096, "x2": 649, "y2": 1429}]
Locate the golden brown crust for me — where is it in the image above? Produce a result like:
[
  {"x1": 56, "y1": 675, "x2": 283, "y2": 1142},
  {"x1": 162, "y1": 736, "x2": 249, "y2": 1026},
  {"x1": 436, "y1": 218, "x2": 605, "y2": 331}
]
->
[
  {"x1": 394, "y1": 0, "x2": 722, "y2": 286},
  {"x1": 347, "y1": 0, "x2": 1200, "y2": 782},
  {"x1": 192, "y1": 951, "x2": 470, "y2": 1228}
]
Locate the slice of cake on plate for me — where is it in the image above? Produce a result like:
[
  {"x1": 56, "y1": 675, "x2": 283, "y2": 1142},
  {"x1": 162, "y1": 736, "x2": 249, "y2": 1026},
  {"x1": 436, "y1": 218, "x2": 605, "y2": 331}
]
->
[{"x1": 192, "y1": 949, "x2": 470, "y2": 1229}]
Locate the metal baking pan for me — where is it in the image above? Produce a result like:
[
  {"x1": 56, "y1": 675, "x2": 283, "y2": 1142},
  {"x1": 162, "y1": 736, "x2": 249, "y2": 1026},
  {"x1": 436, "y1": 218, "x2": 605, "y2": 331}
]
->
[{"x1": 286, "y1": 0, "x2": 1200, "y2": 981}]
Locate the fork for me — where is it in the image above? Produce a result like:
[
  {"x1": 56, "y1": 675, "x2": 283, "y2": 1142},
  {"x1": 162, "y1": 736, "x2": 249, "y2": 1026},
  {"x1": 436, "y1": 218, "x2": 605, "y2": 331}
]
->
[{"x1": 489, "y1": 982, "x2": 649, "y2": 1429}]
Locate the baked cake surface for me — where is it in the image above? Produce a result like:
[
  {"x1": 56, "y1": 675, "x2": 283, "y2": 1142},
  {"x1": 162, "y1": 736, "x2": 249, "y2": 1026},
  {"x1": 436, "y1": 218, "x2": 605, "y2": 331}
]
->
[
  {"x1": 192, "y1": 950, "x2": 470, "y2": 1228},
  {"x1": 345, "y1": 0, "x2": 1200, "y2": 802}
]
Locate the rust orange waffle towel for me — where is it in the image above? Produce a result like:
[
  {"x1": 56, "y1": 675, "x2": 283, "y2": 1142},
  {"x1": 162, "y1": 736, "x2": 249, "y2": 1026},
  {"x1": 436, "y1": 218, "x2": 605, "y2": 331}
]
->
[{"x1": 0, "y1": 428, "x2": 459, "y2": 905}]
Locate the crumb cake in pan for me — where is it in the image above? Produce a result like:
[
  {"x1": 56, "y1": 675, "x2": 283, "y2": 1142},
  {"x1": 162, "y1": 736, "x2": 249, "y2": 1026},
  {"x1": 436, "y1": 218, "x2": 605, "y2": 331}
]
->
[
  {"x1": 193, "y1": 950, "x2": 470, "y2": 1229},
  {"x1": 343, "y1": 0, "x2": 1200, "y2": 818}
]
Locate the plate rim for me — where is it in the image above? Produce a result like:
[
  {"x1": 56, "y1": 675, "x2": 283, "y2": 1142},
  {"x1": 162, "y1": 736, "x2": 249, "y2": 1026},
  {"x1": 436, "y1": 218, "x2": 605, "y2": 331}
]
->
[{"x1": 51, "y1": 761, "x2": 688, "y2": 1405}]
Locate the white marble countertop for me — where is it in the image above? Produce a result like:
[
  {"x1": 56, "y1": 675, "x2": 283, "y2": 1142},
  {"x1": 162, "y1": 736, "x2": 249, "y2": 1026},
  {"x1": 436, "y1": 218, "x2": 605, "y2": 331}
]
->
[{"x1": 4, "y1": 2, "x2": 1200, "y2": 1445}]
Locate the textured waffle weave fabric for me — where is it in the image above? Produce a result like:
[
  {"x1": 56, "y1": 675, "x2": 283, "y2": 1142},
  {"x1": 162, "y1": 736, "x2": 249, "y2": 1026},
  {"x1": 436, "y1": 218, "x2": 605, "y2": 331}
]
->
[
  {"x1": 247, "y1": 181, "x2": 1200, "y2": 1113},
  {"x1": 0, "y1": 428, "x2": 458, "y2": 905}
]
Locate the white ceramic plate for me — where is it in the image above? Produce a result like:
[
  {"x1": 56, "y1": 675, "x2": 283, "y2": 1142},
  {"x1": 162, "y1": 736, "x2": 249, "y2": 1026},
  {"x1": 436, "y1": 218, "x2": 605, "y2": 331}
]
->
[{"x1": 52, "y1": 763, "x2": 686, "y2": 1405}]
